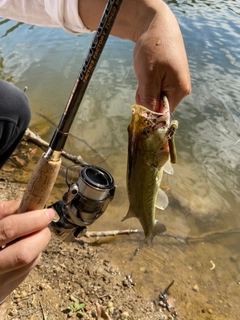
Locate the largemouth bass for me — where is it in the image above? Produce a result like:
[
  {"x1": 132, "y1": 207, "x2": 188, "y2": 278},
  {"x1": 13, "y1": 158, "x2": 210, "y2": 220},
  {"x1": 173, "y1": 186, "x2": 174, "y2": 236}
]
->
[{"x1": 122, "y1": 97, "x2": 178, "y2": 246}]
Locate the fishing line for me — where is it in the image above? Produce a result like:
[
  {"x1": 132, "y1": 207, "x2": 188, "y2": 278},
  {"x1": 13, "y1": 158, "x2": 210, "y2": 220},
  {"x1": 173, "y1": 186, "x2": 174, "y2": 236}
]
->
[{"x1": 226, "y1": 138, "x2": 240, "y2": 156}]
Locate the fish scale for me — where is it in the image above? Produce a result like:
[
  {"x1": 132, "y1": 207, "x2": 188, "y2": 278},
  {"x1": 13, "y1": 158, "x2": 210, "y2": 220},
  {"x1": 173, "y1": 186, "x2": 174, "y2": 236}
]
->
[{"x1": 124, "y1": 151, "x2": 166, "y2": 246}]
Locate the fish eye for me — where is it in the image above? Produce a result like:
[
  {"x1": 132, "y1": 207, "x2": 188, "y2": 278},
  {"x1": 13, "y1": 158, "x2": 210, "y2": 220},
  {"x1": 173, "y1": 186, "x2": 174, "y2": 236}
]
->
[{"x1": 143, "y1": 127, "x2": 151, "y2": 135}]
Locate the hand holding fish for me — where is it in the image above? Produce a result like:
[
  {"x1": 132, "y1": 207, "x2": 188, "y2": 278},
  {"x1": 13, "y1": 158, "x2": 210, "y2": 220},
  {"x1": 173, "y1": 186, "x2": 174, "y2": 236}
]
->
[
  {"x1": 133, "y1": 1, "x2": 191, "y2": 113},
  {"x1": 79, "y1": 0, "x2": 191, "y2": 113}
]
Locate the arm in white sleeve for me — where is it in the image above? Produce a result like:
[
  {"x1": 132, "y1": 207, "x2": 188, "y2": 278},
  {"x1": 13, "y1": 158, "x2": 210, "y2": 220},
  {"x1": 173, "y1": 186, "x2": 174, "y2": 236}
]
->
[{"x1": 0, "y1": 0, "x2": 92, "y2": 34}]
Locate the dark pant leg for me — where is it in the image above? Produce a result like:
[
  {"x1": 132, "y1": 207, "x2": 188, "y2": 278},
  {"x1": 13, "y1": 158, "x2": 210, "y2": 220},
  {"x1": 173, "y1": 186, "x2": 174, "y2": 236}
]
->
[{"x1": 0, "y1": 80, "x2": 31, "y2": 168}]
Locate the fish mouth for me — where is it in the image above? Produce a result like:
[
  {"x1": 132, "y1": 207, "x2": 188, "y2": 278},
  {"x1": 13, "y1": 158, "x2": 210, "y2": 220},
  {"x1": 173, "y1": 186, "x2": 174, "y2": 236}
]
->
[
  {"x1": 128, "y1": 98, "x2": 171, "y2": 170},
  {"x1": 131, "y1": 96, "x2": 170, "y2": 129}
]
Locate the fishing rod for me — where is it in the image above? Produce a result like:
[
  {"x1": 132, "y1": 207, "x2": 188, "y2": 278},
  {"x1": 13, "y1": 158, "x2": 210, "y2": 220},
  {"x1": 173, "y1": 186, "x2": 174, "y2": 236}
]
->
[{"x1": 18, "y1": 0, "x2": 124, "y2": 238}]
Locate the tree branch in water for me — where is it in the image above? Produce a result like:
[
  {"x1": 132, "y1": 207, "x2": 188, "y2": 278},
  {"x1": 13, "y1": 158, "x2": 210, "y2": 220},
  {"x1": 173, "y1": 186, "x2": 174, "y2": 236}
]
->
[{"x1": 24, "y1": 128, "x2": 88, "y2": 166}]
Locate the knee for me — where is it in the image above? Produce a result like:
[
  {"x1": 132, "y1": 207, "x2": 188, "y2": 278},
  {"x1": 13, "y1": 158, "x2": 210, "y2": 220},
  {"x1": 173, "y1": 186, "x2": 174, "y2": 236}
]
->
[
  {"x1": 0, "y1": 80, "x2": 31, "y2": 132},
  {"x1": 16, "y1": 89, "x2": 31, "y2": 133},
  {"x1": 0, "y1": 81, "x2": 31, "y2": 167}
]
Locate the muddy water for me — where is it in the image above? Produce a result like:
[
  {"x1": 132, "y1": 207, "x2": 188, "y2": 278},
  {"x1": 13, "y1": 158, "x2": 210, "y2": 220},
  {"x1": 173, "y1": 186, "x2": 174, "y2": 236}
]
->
[{"x1": 1, "y1": 0, "x2": 240, "y2": 318}]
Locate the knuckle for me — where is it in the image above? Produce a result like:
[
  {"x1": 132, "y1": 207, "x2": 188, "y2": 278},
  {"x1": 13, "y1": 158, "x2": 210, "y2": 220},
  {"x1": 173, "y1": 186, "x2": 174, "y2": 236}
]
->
[
  {"x1": 184, "y1": 83, "x2": 192, "y2": 96},
  {"x1": 182, "y1": 77, "x2": 192, "y2": 96},
  {"x1": 40, "y1": 228, "x2": 52, "y2": 246},
  {"x1": 0, "y1": 218, "x2": 17, "y2": 243},
  {"x1": 15, "y1": 248, "x2": 34, "y2": 266},
  {"x1": 14, "y1": 228, "x2": 51, "y2": 267}
]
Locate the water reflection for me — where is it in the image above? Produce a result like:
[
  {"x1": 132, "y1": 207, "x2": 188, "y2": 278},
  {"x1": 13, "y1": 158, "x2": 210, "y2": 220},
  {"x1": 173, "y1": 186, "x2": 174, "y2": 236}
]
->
[
  {"x1": 167, "y1": 0, "x2": 240, "y2": 16},
  {"x1": 0, "y1": 55, "x2": 13, "y2": 82},
  {"x1": 0, "y1": 0, "x2": 240, "y2": 318},
  {"x1": 0, "y1": 20, "x2": 23, "y2": 38}
]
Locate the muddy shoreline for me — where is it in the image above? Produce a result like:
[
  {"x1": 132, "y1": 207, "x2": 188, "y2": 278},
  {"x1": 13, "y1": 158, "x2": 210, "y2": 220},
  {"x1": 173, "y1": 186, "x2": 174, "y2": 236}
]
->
[{"x1": 0, "y1": 178, "x2": 175, "y2": 320}]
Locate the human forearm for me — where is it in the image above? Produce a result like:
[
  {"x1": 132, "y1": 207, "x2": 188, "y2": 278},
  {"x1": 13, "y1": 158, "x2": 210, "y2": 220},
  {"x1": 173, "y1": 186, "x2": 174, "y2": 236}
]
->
[
  {"x1": 0, "y1": 0, "x2": 191, "y2": 112},
  {"x1": 79, "y1": 0, "x2": 191, "y2": 112},
  {"x1": 78, "y1": 0, "x2": 168, "y2": 42}
]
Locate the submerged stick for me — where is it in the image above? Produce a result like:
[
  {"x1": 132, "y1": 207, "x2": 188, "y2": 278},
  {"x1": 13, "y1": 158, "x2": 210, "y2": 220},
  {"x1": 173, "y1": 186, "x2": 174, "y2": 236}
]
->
[
  {"x1": 85, "y1": 229, "x2": 142, "y2": 238},
  {"x1": 84, "y1": 228, "x2": 240, "y2": 244}
]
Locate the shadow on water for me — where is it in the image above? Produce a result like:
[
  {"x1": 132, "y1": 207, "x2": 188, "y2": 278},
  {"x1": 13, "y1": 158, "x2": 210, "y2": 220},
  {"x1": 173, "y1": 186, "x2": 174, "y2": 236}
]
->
[
  {"x1": 0, "y1": 20, "x2": 23, "y2": 38},
  {"x1": 0, "y1": 0, "x2": 240, "y2": 318}
]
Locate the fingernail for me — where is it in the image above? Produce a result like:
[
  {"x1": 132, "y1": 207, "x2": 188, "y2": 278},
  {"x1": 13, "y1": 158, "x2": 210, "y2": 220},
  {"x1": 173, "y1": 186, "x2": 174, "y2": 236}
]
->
[{"x1": 45, "y1": 209, "x2": 55, "y2": 221}]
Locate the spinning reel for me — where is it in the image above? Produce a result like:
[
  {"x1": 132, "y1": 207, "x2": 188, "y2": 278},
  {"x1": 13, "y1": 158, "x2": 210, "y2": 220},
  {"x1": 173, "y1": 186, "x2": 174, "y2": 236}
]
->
[{"x1": 49, "y1": 165, "x2": 115, "y2": 241}]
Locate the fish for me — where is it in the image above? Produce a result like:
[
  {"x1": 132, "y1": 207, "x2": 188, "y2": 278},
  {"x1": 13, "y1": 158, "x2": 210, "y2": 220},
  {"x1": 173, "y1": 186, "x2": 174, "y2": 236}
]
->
[{"x1": 122, "y1": 96, "x2": 178, "y2": 246}]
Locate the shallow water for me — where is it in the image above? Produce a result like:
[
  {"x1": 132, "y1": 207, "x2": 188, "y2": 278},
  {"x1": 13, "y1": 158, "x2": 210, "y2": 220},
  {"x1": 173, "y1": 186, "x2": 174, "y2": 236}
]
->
[{"x1": 0, "y1": 1, "x2": 240, "y2": 318}]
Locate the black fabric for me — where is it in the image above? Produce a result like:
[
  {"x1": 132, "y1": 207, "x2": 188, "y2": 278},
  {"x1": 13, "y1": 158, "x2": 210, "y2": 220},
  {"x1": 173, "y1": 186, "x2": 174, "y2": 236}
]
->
[{"x1": 0, "y1": 80, "x2": 31, "y2": 168}]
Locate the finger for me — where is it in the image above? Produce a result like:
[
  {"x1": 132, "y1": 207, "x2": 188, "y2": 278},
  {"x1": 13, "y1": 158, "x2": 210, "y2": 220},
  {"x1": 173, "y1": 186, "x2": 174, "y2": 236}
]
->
[
  {"x1": 136, "y1": 80, "x2": 191, "y2": 114},
  {"x1": 163, "y1": 74, "x2": 192, "y2": 114},
  {"x1": 0, "y1": 255, "x2": 40, "y2": 300},
  {"x1": 135, "y1": 64, "x2": 191, "y2": 114},
  {"x1": 0, "y1": 208, "x2": 55, "y2": 246},
  {"x1": 0, "y1": 273, "x2": 29, "y2": 303},
  {"x1": 0, "y1": 227, "x2": 51, "y2": 273},
  {"x1": 0, "y1": 200, "x2": 21, "y2": 219},
  {"x1": 135, "y1": 83, "x2": 163, "y2": 113}
]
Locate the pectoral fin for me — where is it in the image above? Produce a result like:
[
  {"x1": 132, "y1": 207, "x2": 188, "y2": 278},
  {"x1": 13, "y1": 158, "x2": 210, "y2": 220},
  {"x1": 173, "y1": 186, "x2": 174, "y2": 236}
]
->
[
  {"x1": 155, "y1": 188, "x2": 169, "y2": 210},
  {"x1": 163, "y1": 158, "x2": 174, "y2": 175}
]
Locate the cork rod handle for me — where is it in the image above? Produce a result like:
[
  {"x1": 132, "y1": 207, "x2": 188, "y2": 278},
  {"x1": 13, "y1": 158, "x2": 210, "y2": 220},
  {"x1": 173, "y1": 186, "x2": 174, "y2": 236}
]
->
[{"x1": 18, "y1": 154, "x2": 61, "y2": 213}]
